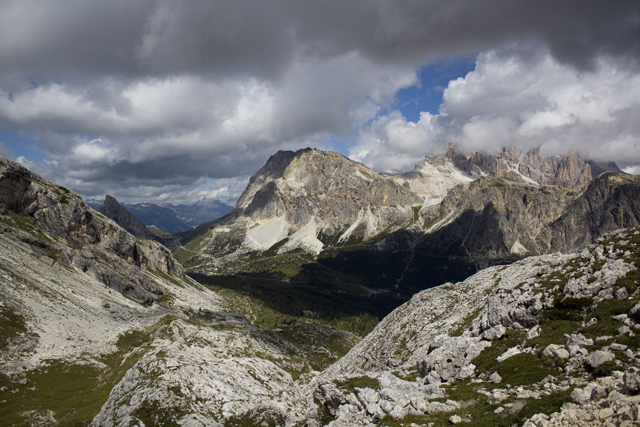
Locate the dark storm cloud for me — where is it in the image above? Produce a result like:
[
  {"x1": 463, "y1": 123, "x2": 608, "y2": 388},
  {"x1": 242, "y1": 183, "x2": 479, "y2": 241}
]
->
[
  {"x1": 1, "y1": 0, "x2": 639, "y2": 203},
  {"x1": 3, "y1": 0, "x2": 638, "y2": 81}
]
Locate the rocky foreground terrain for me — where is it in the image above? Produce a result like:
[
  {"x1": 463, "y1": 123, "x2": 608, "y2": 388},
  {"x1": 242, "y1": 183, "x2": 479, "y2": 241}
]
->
[{"x1": 310, "y1": 226, "x2": 640, "y2": 426}]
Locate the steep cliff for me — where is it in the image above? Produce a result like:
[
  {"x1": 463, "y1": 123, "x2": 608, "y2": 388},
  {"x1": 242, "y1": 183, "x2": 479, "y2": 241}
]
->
[
  {"x1": 0, "y1": 156, "x2": 181, "y2": 304},
  {"x1": 444, "y1": 143, "x2": 593, "y2": 188},
  {"x1": 550, "y1": 172, "x2": 640, "y2": 252},
  {"x1": 412, "y1": 172, "x2": 640, "y2": 268}
]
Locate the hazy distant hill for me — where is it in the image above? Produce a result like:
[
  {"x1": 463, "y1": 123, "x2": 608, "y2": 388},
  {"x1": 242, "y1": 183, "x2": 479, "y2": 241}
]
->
[
  {"x1": 85, "y1": 199, "x2": 233, "y2": 233},
  {"x1": 123, "y1": 202, "x2": 193, "y2": 233},
  {"x1": 161, "y1": 200, "x2": 233, "y2": 228}
]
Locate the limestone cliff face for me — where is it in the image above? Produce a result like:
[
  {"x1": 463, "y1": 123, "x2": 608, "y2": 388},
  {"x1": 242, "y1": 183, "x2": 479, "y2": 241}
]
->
[
  {"x1": 176, "y1": 149, "x2": 423, "y2": 269},
  {"x1": 414, "y1": 172, "x2": 640, "y2": 267},
  {"x1": 99, "y1": 195, "x2": 159, "y2": 241},
  {"x1": 550, "y1": 172, "x2": 640, "y2": 252},
  {"x1": 0, "y1": 155, "x2": 182, "y2": 304},
  {"x1": 416, "y1": 177, "x2": 582, "y2": 265},
  {"x1": 237, "y1": 148, "x2": 422, "y2": 230},
  {"x1": 445, "y1": 143, "x2": 592, "y2": 188}
]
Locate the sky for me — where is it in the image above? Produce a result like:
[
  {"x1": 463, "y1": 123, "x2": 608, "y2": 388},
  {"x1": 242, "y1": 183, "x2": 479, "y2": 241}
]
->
[{"x1": 1, "y1": 0, "x2": 639, "y2": 205}]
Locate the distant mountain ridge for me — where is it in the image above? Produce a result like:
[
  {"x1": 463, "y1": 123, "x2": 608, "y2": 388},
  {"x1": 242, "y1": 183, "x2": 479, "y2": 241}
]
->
[
  {"x1": 121, "y1": 202, "x2": 193, "y2": 233},
  {"x1": 172, "y1": 145, "x2": 639, "y2": 298},
  {"x1": 85, "y1": 198, "x2": 233, "y2": 234},
  {"x1": 99, "y1": 195, "x2": 160, "y2": 241}
]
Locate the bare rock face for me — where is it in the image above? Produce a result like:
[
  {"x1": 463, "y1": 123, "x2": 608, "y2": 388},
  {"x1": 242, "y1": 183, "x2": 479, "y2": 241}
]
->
[
  {"x1": 416, "y1": 176, "x2": 581, "y2": 266},
  {"x1": 176, "y1": 149, "x2": 422, "y2": 268},
  {"x1": 550, "y1": 172, "x2": 640, "y2": 253},
  {"x1": 444, "y1": 143, "x2": 592, "y2": 188},
  {"x1": 413, "y1": 171, "x2": 640, "y2": 268},
  {"x1": 0, "y1": 155, "x2": 182, "y2": 304},
  {"x1": 237, "y1": 148, "x2": 422, "y2": 231},
  {"x1": 99, "y1": 195, "x2": 159, "y2": 241}
]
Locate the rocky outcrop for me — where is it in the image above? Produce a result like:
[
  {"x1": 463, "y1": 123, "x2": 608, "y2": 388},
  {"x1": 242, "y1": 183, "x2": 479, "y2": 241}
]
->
[
  {"x1": 99, "y1": 195, "x2": 160, "y2": 241},
  {"x1": 90, "y1": 319, "x2": 308, "y2": 427},
  {"x1": 309, "y1": 227, "x2": 640, "y2": 426},
  {"x1": 445, "y1": 143, "x2": 593, "y2": 188},
  {"x1": 550, "y1": 172, "x2": 640, "y2": 253},
  {"x1": 0, "y1": 155, "x2": 182, "y2": 304}
]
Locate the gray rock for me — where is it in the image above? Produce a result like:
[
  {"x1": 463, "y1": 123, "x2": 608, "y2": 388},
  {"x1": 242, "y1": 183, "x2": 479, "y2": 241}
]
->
[
  {"x1": 489, "y1": 372, "x2": 502, "y2": 384},
  {"x1": 567, "y1": 333, "x2": 594, "y2": 348},
  {"x1": 624, "y1": 370, "x2": 640, "y2": 395},
  {"x1": 417, "y1": 336, "x2": 491, "y2": 382},
  {"x1": 630, "y1": 301, "x2": 640, "y2": 323},
  {"x1": 570, "y1": 388, "x2": 592, "y2": 405},
  {"x1": 317, "y1": 383, "x2": 347, "y2": 415},
  {"x1": 527, "y1": 325, "x2": 541, "y2": 339},
  {"x1": 590, "y1": 385, "x2": 608, "y2": 401},
  {"x1": 543, "y1": 344, "x2": 570, "y2": 359},
  {"x1": 482, "y1": 324, "x2": 506, "y2": 341},
  {"x1": 449, "y1": 414, "x2": 463, "y2": 424},
  {"x1": 611, "y1": 343, "x2": 629, "y2": 352},
  {"x1": 616, "y1": 287, "x2": 630, "y2": 300},
  {"x1": 587, "y1": 350, "x2": 616, "y2": 369}
]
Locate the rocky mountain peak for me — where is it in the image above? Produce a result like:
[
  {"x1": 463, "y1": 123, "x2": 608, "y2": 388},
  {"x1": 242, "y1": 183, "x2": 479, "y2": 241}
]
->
[
  {"x1": 236, "y1": 148, "x2": 311, "y2": 208},
  {"x1": 236, "y1": 148, "x2": 421, "y2": 227},
  {"x1": 444, "y1": 143, "x2": 593, "y2": 187},
  {"x1": 99, "y1": 195, "x2": 158, "y2": 241}
]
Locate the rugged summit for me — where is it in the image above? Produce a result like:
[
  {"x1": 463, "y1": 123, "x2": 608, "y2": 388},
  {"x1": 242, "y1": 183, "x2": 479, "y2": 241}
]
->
[
  {"x1": 174, "y1": 148, "x2": 422, "y2": 270},
  {"x1": 99, "y1": 195, "x2": 159, "y2": 241},
  {"x1": 444, "y1": 143, "x2": 593, "y2": 188}
]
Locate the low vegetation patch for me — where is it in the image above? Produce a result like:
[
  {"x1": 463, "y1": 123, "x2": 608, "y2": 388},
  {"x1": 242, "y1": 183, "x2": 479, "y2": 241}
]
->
[{"x1": 0, "y1": 317, "x2": 171, "y2": 426}]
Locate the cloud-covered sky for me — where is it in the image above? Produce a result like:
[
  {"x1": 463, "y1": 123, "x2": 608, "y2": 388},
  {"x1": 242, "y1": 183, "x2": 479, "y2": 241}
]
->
[{"x1": 1, "y1": 0, "x2": 639, "y2": 205}]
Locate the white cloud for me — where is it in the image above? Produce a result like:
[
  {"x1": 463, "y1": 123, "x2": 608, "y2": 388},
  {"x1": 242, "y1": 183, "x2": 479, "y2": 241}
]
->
[
  {"x1": 351, "y1": 45, "x2": 640, "y2": 172},
  {"x1": 1, "y1": 2, "x2": 639, "y2": 204},
  {"x1": 440, "y1": 47, "x2": 640, "y2": 161},
  {"x1": 623, "y1": 165, "x2": 640, "y2": 176},
  {"x1": 350, "y1": 111, "x2": 436, "y2": 172}
]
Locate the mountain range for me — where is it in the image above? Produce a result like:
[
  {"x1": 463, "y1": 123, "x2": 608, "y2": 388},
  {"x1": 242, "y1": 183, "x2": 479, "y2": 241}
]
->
[
  {"x1": 161, "y1": 145, "x2": 639, "y2": 314},
  {"x1": 85, "y1": 198, "x2": 233, "y2": 234},
  {"x1": 1, "y1": 145, "x2": 640, "y2": 427}
]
